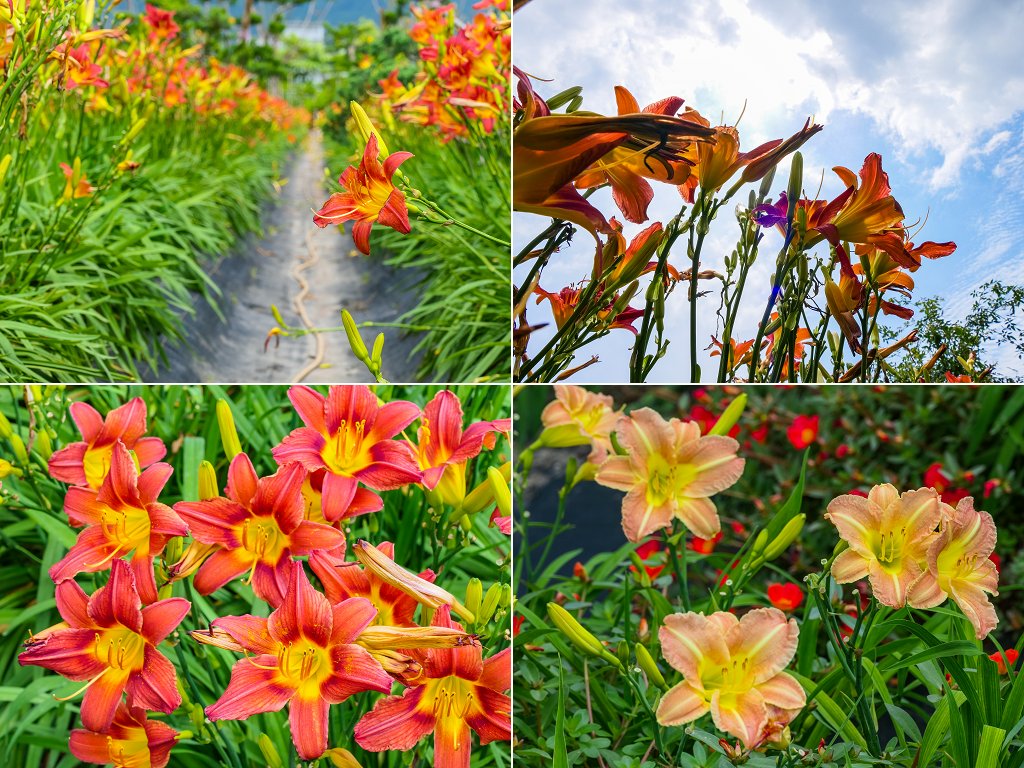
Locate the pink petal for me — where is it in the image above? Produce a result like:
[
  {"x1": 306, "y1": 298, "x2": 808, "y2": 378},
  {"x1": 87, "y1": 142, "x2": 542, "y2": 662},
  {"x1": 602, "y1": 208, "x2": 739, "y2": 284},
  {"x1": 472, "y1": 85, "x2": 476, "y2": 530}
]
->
[
  {"x1": 757, "y1": 672, "x2": 806, "y2": 710},
  {"x1": 369, "y1": 400, "x2": 422, "y2": 442},
  {"x1": 56, "y1": 579, "x2": 92, "y2": 628},
  {"x1": 710, "y1": 687, "x2": 768, "y2": 749},
  {"x1": 132, "y1": 436, "x2": 167, "y2": 469},
  {"x1": 287, "y1": 385, "x2": 327, "y2": 432},
  {"x1": 727, "y1": 608, "x2": 799, "y2": 684},
  {"x1": 656, "y1": 680, "x2": 710, "y2": 725},
  {"x1": 272, "y1": 428, "x2": 328, "y2": 470},
  {"x1": 206, "y1": 657, "x2": 294, "y2": 720},
  {"x1": 49, "y1": 443, "x2": 89, "y2": 485},
  {"x1": 69, "y1": 401, "x2": 103, "y2": 441},
  {"x1": 620, "y1": 487, "x2": 673, "y2": 542},
  {"x1": 659, "y1": 612, "x2": 730, "y2": 681},
  {"x1": 137, "y1": 462, "x2": 174, "y2": 504},
  {"x1": 831, "y1": 549, "x2": 870, "y2": 583}
]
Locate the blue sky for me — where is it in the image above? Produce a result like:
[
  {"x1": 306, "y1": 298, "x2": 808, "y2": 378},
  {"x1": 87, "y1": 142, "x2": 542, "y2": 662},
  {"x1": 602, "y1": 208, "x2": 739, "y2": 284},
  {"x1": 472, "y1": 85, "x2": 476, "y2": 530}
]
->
[{"x1": 514, "y1": 0, "x2": 1024, "y2": 381}]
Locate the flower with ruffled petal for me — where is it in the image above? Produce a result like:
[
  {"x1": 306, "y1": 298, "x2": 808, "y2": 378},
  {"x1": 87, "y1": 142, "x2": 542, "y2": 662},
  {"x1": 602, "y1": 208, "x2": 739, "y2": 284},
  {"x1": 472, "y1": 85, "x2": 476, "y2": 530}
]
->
[
  {"x1": 354, "y1": 606, "x2": 511, "y2": 768},
  {"x1": 51, "y1": 441, "x2": 187, "y2": 604},
  {"x1": 70, "y1": 701, "x2": 178, "y2": 768},
  {"x1": 313, "y1": 134, "x2": 413, "y2": 255},
  {"x1": 656, "y1": 608, "x2": 805, "y2": 749},
  {"x1": 410, "y1": 390, "x2": 511, "y2": 508},
  {"x1": 538, "y1": 384, "x2": 619, "y2": 466},
  {"x1": 272, "y1": 385, "x2": 423, "y2": 523},
  {"x1": 49, "y1": 398, "x2": 167, "y2": 489},
  {"x1": 200, "y1": 564, "x2": 393, "y2": 761},
  {"x1": 596, "y1": 408, "x2": 745, "y2": 542},
  {"x1": 18, "y1": 559, "x2": 189, "y2": 732},
  {"x1": 173, "y1": 453, "x2": 344, "y2": 607},
  {"x1": 825, "y1": 484, "x2": 942, "y2": 607},
  {"x1": 907, "y1": 497, "x2": 1000, "y2": 639}
]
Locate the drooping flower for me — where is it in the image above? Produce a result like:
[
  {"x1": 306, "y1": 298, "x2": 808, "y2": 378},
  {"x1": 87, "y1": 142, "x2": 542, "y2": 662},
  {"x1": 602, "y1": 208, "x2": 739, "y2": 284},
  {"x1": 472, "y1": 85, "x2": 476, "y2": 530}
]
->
[
  {"x1": 313, "y1": 134, "x2": 413, "y2": 255},
  {"x1": 656, "y1": 608, "x2": 806, "y2": 749},
  {"x1": 18, "y1": 559, "x2": 189, "y2": 731},
  {"x1": 538, "y1": 384, "x2": 619, "y2": 465},
  {"x1": 173, "y1": 453, "x2": 345, "y2": 606},
  {"x1": 409, "y1": 390, "x2": 511, "y2": 508},
  {"x1": 596, "y1": 408, "x2": 744, "y2": 542},
  {"x1": 70, "y1": 701, "x2": 178, "y2": 768},
  {"x1": 767, "y1": 583, "x2": 804, "y2": 612},
  {"x1": 785, "y1": 415, "x2": 818, "y2": 450},
  {"x1": 354, "y1": 606, "x2": 511, "y2": 768},
  {"x1": 825, "y1": 484, "x2": 942, "y2": 607},
  {"x1": 907, "y1": 497, "x2": 1000, "y2": 639},
  {"x1": 49, "y1": 397, "x2": 166, "y2": 489},
  {"x1": 51, "y1": 440, "x2": 187, "y2": 604},
  {"x1": 200, "y1": 564, "x2": 393, "y2": 761},
  {"x1": 272, "y1": 385, "x2": 422, "y2": 522}
]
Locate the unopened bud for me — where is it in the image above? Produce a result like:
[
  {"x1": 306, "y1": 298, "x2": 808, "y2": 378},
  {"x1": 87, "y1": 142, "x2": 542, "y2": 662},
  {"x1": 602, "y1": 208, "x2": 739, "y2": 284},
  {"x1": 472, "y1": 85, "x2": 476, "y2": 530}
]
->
[
  {"x1": 258, "y1": 734, "x2": 285, "y2": 768},
  {"x1": 342, "y1": 309, "x2": 371, "y2": 363},
  {"x1": 465, "y1": 578, "x2": 483, "y2": 620},
  {"x1": 478, "y1": 582, "x2": 502, "y2": 625},
  {"x1": 547, "y1": 602, "x2": 607, "y2": 658},
  {"x1": 33, "y1": 429, "x2": 53, "y2": 460},
  {"x1": 10, "y1": 434, "x2": 27, "y2": 464},
  {"x1": 487, "y1": 466, "x2": 511, "y2": 519},
  {"x1": 198, "y1": 460, "x2": 219, "y2": 500},
  {"x1": 764, "y1": 514, "x2": 806, "y2": 560},
  {"x1": 325, "y1": 747, "x2": 363, "y2": 768},
  {"x1": 708, "y1": 393, "x2": 746, "y2": 437},
  {"x1": 215, "y1": 400, "x2": 242, "y2": 459},
  {"x1": 635, "y1": 643, "x2": 668, "y2": 690}
]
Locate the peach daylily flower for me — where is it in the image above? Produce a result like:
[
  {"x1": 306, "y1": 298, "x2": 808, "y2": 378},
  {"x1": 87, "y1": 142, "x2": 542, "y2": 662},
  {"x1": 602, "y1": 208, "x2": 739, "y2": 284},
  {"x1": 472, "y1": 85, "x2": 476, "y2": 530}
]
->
[
  {"x1": 908, "y1": 497, "x2": 1000, "y2": 639},
  {"x1": 596, "y1": 408, "x2": 744, "y2": 542},
  {"x1": 656, "y1": 608, "x2": 806, "y2": 749},
  {"x1": 825, "y1": 484, "x2": 942, "y2": 608},
  {"x1": 538, "y1": 384, "x2": 619, "y2": 465}
]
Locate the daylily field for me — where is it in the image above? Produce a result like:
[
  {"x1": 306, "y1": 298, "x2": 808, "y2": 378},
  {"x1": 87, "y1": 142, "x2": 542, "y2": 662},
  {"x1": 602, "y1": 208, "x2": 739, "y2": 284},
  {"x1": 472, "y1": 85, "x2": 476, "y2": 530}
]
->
[
  {"x1": 0, "y1": 385, "x2": 512, "y2": 767},
  {"x1": 513, "y1": 385, "x2": 1024, "y2": 766}
]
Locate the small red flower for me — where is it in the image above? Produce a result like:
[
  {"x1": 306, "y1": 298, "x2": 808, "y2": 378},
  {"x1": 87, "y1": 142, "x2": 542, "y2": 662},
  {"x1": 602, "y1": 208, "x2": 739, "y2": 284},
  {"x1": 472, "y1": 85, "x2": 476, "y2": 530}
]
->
[
  {"x1": 989, "y1": 553, "x2": 1001, "y2": 573},
  {"x1": 689, "y1": 532, "x2": 722, "y2": 554},
  {"x1": 767, "y1": 582, "x2": 804, "y2": 612},
  {"x1": 573, "y1": 562, "x2": 588, "y2": 580},
  {"x1": 635, "y1": 539, "x2": 662, "y2": 560},
  {"x1": 835, "y1": 443, "x2": 850, "y2": 459},
  {"x1": 786, "y1": 415, "x2": 818, "y2": 449},
  {"x1": 924, "y1": 462, "x2": 950, "y2": 494},
  {"x1": 750, "y1": 422, "x2": 769, "y2": 444},
  {"x1": 983, "y1": 478, "x2": 1000, "y2": 498},
  {"x1": 989, "y1": 649, "x2": 1019, "y2": 675}
]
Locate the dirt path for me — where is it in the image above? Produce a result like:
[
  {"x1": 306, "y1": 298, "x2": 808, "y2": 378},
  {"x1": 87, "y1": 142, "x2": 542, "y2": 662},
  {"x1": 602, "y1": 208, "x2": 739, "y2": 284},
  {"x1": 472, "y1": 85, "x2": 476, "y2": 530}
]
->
[{"x1": 143, "y1": 131, "x2": 422, "y2": 384}]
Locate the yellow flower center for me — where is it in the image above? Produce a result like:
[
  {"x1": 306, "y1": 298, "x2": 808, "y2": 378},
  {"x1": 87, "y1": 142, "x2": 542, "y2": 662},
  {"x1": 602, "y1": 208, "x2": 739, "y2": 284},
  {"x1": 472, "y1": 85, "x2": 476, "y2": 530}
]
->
[
  {"x1": 699, "y1": 654, "x2": 755, "y2": 700},
  {"x1": 871, "y1": 529, "x2": 907, "y2": 573},
  {"x1": 428, "y1": 675, "x2": 476, "y2": 722},
  {"x1": 94, "y1": 629, "x2": 146, "y2": 672},
  {"x1": 83, "y1": 444, "x2": 114, "y2": 488},
  {"x1": 570, "y1": 404, "x2": 609, "y2": 438},
  {"x1": 646, "y1": 454, "x2": 697, "y2": 506},
  {"x1": 238, "y1": 517, "x2": 287, "y2": 564},
  {"x1": 272, "y1": 640, "x2": 332, "y2": 698},
  {"x1": 103, "y1": 731, "x2": 149, "y2": 768},
  {"x1": 935, "y1": 542, "x2": 979, "y2": 590},
  {"x1": 98, "y1": 504, "x2": 151, "y2": 554},
  {"x1": 321, "y1": 419, "x2": 372, "y2": 475}
]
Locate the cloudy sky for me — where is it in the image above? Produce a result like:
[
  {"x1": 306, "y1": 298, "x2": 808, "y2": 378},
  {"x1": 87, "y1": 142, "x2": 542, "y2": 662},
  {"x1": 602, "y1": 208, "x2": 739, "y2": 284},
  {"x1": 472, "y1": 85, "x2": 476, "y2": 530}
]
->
[{"x1": 513, "y1": 0, "x2": 1024, "y2": 381}]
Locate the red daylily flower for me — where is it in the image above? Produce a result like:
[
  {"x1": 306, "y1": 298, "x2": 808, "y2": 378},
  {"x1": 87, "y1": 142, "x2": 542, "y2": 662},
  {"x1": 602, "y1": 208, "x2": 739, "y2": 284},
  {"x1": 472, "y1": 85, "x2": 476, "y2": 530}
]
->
[
  {"x1": 313, "y1": 134, "x2": 413, "y2": 255},
  {"x1": 202, "y1": 564, "x2": 393, "y2": 761},
  {"x1": 410, "y1": 390, "x2": 511, "y2": 507},
  {"x1": 49, "y1": 398, "x2": 166, "y2": 488},
  {"x1": 489, "y1": 507, "x2": 511, "y2": 534},
  {"x1": 51, "y1": 441, "x2": 187, "y2": 604},
  {"x1": 272, "y1": 385, "x2": 423, "y2": 522},
  {"x1": 689, "y1": 532, "x2": 722, "y2": 554},
  {"x1": 18, "y1": 559, "x2": 189, "y2": 731},
  {"x1": 174, "y1": 453, "x2": 345, "y2": 607},
  {"x1": 52, "y1": 43, "x2": 108, "y2": 90},
  {"x1": 308, "y1": 542, "x2": 435, "y2": 627},
  {"x1": 354, "y1": 606, "x2": 511, "y2": 768},
  {"x1": 767, "y1": 583, "x2": 804, "y2": 612},
  {"x1": 70, "y1": 701, "x2": 178, "y2": 768},
  {"x1": 786, "y1": 415, "x2": 818, "y2": 449},
  {"x1": 143, "y1": 4, "x2": 180, "y2": 43},
  {"x1": 989, "y1": 649, "x2": 1019, "y2": 675}
]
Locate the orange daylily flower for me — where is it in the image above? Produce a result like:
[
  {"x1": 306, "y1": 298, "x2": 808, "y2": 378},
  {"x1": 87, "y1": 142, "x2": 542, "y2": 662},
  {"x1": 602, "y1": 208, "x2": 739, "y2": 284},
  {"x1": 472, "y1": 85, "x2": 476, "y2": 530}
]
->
[
  {"x1": 272, "y1": 385, "x2": 423, "y2": 523},
  {"x1": 313, "y1": 134, "x2": 414, "y2": 255},
  {"x1": 826, "y1": 484, "x2": 942, "y2": 607},
  {"x1": 602, "y1": 219, "x2": 666, "y2": 291},
  {"x1": 70, "y1": 701, "x2": 178, "y2": 768},
  {"x1": 657, "y1": 608, "x2": 806, "y2": 749},
  {"x1": 49, "y1": 397, "x2": 167, "y2": 489},
  {"x1": 173, "y1": 453, "x2": 345, "y2": 607},
  {"x1": 18, "y1": 559, "x2": 189, "y2": 732},
  {"x1": 200, "y1": 564, "x2": 393, "y2": 761},
  {"x1": 354, "y1": 606, "x2": 511, "y2": 768},
  {"x1": 908, "y1": 497, "x2": 1000, "y2": 639},
  {"x1": 59, "y1": 159, "x2": 96, "y2": 202},
  {"x1": 595, "y1": 408, "x2": 745, "y2": 542},
  {"x1": 51, "y1": 440, "x2": 187, "y2": 605}
]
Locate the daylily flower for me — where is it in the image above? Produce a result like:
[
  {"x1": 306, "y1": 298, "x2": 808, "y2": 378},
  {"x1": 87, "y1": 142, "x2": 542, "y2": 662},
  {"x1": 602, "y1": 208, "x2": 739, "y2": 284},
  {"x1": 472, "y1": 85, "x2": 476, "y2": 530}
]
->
[
  {"x1": 409, "y1": 390, "x2": 511, "y2": 508},
  {"x1": 825, "y1": 484, "x2": 942, "y2": 607},
  {"x1": 767, "y1": 583, "x2": 804, "y2": 612},
  {"x1": 51, "y1": 441, "x2": 187, "y2": 604},
  {"x1": 18, "y1": 559, "x2": 189, "y2": 731},
  {"x1": 785, "y1": 415, "x2": 818, "y2": 450},
  {"x1": 354, "y1": 606, "x2": 511, "y2": 768},
  {"x1": 200, "y1": 564, "x2": 393, "y2": 761},
  {"x1": 272, "y1": 385, "x2": 422, "y2": 523},
  {"x1": 49, "y1": 397, "x2": 166, "y2": 489},
  {"x1": 907, "y1": 497, "x2": 1000, "y2": 639},
  {"x1": 58, "y1": 158, "x2": 95, "y2": 202},
  {"x1": 595, "y1": 408, "x2": 744, "y2": 542},
  {"x1": 656, "y1": 608, "x2": 806, "y2": 749},
  {"x1": 709, "y1": 336, "x2": 757, "y2": 373},
  {"x1": 533, "y1": 283, "x2": 643, "y2": 335},
  {"x1": 308, "y1": 542, "x2": 435, "y2": 627},
  {"x1": 51, "y1": 43, "x2": 108, "y2": 90},
  {"x1": 143, "y1": 4, "x2": 179, "y2": 44},
  {"x1": 689, "y1": 532, "x2": 722, "y2": 554},
  {"x1": 174, "y1": 453, "x2": 345, "y2": 606},
  {"x1": 538, "y1": 384, "x2": 619, "y2": 465},
  {"x1": 990, "y1": 649, "x2": 1019, "y2": 675},
  {"x1": 313, "y1": 134, "x2": 413, "y2": 255},
  {"x1": 489, "y1": 507, "x2": 512, "y2": 534},
  {"x1": 70, "y1": 701, "x2": 178, "y2": 768}
]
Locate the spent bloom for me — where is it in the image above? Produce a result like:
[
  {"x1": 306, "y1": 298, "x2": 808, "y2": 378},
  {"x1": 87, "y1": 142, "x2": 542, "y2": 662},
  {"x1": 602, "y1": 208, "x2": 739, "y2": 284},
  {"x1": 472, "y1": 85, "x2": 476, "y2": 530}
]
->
[
  {"x1": 18, "y1": 559, "x2": 189, "y2": 731},
  {"x1": 70, "y1": 702, "x2": 178, "y2": 768},
  {"x1": 313, "y1": 134, "x2": 413, "y2": 255},
  {"x1": 657, "y1": 608, "x2": 806, "y2": 749},
  {"x1": 174, "y1": 453, "x2": 345, "y2": 607},
  {"x1": 596, "y1": 408, "x2": 744, "y2": 542},
  {"x1": 49, "y1": 397, "x2": 166, "y2": 488},
  {"x1": 826, "y1": 484, "x2": 942, "y2": 608}
]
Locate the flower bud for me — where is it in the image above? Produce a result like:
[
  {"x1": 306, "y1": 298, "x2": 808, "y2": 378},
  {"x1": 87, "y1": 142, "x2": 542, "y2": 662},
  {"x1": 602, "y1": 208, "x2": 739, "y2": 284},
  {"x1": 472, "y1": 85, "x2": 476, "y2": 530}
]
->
[
  {"x1": 33, "y1": 429, "x2": 53, "y2": 460},
  {"x1": 465, "y1": 578, "x2": 483, "y2": 620},
  {"x1": 215, "y1": 400, "x2": 242, "y2": 460},
  {"x1": 342, "y1": 309, "x2": 371, "y2": 364},
  {"x1": 635, "y1": 643, "x2": 668, "y2": 690},
  {"x1": 9, "y1": 434, "x2": 28, "y2": 464},
  {"x1": 763, "y1": 514, "x2": 805, "y2": 560},
  {"x1": 708, "y1": 393, "x2": 746, "y2": 436},
  {"x1": 487, "y1": 466, "x2": 511, "y2": 519},
  {"x1": 325, "y1": 747, "x2": 363, "y2": 768},
  {"x1": 198, "y1": 460, "x2": 219, "y2": 500},
  {"x1": 0, "y1": 154, "x2": 12, "y2": 187},
  {"x1": 478, "y1": 582, "x2": 503, "y2": 625},
  {"x1": 258, "y1": 734, "x2": 285, "y2": 768},
  {"x1": 547, "y1": 602, "x2": 605, "y2": 657},
  {"x1": 371, "y1": 332, "x2": 385, "y2": 366},
  {"x1": 350, "y1": 100, "x2": 390, "y2": 158}
]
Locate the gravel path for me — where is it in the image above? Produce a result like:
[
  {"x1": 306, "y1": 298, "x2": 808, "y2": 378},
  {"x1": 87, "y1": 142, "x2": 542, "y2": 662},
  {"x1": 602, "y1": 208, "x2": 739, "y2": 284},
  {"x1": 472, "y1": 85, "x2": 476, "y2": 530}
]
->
[{"x1": 143, "y1": 131, "x2": 423, "y2": 383}]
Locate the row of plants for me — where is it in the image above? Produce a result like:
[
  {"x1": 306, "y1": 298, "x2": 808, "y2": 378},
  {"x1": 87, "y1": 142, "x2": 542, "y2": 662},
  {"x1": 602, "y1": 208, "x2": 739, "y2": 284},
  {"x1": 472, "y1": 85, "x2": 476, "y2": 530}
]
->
[
  {"x1": 514, "y1": 385, "x2": 1024, "y2": 766},
  {"x1": 0, "y1": 384, "x2": 512, "y2": 766},
  {"x1": 1, "y1": 0, "x2": 308, "y2": 381},
  {"x1": 292, "y1": 1, "x2": 512, "y2": 383},
  {"x1": 511, "y1": 72, "x2": 1021, "y2": 383}
]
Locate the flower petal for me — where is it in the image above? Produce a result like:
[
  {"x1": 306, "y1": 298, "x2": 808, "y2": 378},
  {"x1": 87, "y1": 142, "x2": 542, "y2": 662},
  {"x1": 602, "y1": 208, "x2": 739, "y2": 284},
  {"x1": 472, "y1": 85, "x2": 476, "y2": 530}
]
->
[
  {"x1": 193, "y1": 548, "x2": 249, "y2": 596},
  {"x1": 354, "y1": 686, "x2": 433, "y2": 752},
  {"x1": 620, "y1": 487, "x2": 673, "y2": 542},
  {"x1": 321, "y1": 644, "x2": 392, "y2": 702},
  {"x1": 656, "y1": 680, "x2": 710, "y2": 725},
  {"x1": 89, "y1": 559, "x2": 143, "y2": 631},
  {"x1": 825, "y1": 494, "x2": 880, "y2": 554},
  {"x1": 658, "y1": 612, "x2": 729, "y2": 681},
  {"x1": 269, "y1": 563, "x2": 332, "y2": 647},
  {"x1": 206, "y1": 657, "x2": 294, "y2": 720},
  {"x1": 18, "y1": 627, "x2": 106, "y2": 680},
  {"x1": 125, "y1": 646, "x2": 180, "y2": 713},
  {"x1": 711, "y1": 687, "x2": 768, "y2": 749},
  {"x1": 329, "y1": 597, "x2": 378, "y2": 645},
  {"x1": 172, "y1": 498, "x2": 247, "y2": 547},
  {"x1": 673, "y1": 496, "x2": 721, "y2": 540},
  {"x1": 56, "y1": 580, "x2": 92, "y2": 628},
  {"x1": 831, "y1": 548, "x2": 870, "y2": 583},
  {"x1": 288, "y1": 385, "x2": 328, "y2": 433},
  {"x1": 226, "y1": 453, "x2": 259, "y2": 507},
  {"x1": 141, "y1": 598, "x2": 191, "y2": 645},
  {"x1": 211, "y1": 615, "x2": 277, "y2": 655},
  {"x1": 289, "y1": 693, "x2": 330, "y2": 761},
  {"x1": 757, "y1": 671, "x2": 806, "y2": 710},
  {"x1": 80, "y1": 668, "x2": 130, "y2": 732},
  {"x1": 465, "y1": 687, "x2": 512, "y2": 744}
]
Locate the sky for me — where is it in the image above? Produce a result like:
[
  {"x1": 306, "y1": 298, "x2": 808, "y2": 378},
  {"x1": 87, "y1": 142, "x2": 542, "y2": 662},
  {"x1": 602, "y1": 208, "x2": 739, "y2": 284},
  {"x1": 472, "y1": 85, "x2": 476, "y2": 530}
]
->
[{"x1": 513, "y1": 0, "x2": 1024, "y2": 381}]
